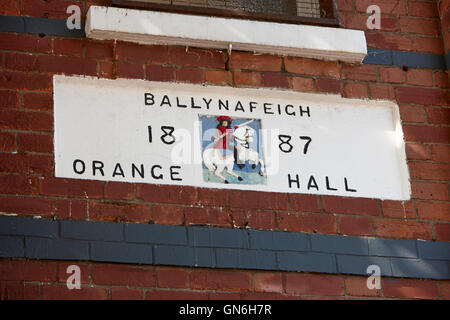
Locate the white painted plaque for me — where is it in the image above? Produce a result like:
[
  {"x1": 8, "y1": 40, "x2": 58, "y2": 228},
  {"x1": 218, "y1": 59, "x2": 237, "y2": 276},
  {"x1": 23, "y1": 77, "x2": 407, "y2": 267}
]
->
[{"x1": 54, "y1": 75, "x2": 411, "y2": 200}]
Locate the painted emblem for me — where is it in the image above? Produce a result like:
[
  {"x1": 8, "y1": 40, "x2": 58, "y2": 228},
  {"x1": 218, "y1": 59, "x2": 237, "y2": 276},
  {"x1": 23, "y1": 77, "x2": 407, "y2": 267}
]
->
[{"x1": 200, "y1": 115, "x2": 267, "y2": 185}]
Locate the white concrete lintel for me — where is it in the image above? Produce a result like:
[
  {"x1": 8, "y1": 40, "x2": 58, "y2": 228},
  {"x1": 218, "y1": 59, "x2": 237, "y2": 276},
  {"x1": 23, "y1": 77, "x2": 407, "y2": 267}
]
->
[{"x1": 85, "y1": 6, "x2": 367, "y2": 63}]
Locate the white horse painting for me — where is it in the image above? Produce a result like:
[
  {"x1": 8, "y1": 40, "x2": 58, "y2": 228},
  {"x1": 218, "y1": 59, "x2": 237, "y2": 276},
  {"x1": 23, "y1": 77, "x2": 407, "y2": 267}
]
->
[
  {"x1": 202, "y1": 148, "x2": 243, "y2": 184},
  {"x1": 233, "y1": 125, "x2": 266, "y2": 177},
  {"x1": 202, "y1": 120, "x2": 265, "y2": 184}
]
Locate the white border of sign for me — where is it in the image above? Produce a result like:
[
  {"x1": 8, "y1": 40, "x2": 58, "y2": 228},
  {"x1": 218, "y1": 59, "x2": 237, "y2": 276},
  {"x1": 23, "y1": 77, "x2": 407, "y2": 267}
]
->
[{"x1": 85, "y1": 6, "x2": 367, "y2": 63}]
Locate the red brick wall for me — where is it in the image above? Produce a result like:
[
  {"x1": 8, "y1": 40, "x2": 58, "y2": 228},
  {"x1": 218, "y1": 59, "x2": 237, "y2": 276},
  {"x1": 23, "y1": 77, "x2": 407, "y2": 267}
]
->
[
  {"x1": 1, "y1": 259, "x2": 449, "y2": 300},
  {"x1": 0, "y1": 0, "x2": 449, "y2": 299},
  {"x1": 340, "y1": 0, "x2": 445, "y2": 54}
]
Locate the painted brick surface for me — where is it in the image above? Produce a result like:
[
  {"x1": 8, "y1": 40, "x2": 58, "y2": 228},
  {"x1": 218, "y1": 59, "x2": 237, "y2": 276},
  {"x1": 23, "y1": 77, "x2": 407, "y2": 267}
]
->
[
  {"x1": 215, "y1": 248, "x2": 277, "y2": 270},
  {"x1": 90, "y1": 241, "x2": 153, "y2": 264},
  {"x1": 25, "y1": 237, "x2": 89, "y2": 260},
  {"x1": 0, "y1": 216, "x2": 58, "y2": 238},
  {"x1": 60, "y1": 220, "x2": 123, "y2": 241},
  {"x1": 417, "y1": 241, "x2": 450, "y2": 260},
  {"x1": 249, "y1": 230, "x2": 310, "y2": 251},
  {"x1": 392, "y1": 51, "x2": 446, "y2": 69},
  {"x1": 336, "y1": 255, "x2": 393, "y2": 276},
  {"x1": 277, "y1": 252, "x2": 337, "y2": 273},
  {"x1": 311, "y1": 234, "x2": 369, "y2": 255},
  {"x1": 368, "y1": 238, "x2": 418, "y2": 258},
  {"x1": 153, "y1": 245, "x2": 196, "y2": 266},
  {"x1": 391, "y1": 258, "x2": 450, "y2": 279},
  {"x1": 124, "y1": 223, "x2": 187, "y2": 245},
  {"x1": 210, "y1": 228, "x2": 250, "y2": 249},
  {"x1": 0, "y1": 236, "x2": 24, "y2": 257}
]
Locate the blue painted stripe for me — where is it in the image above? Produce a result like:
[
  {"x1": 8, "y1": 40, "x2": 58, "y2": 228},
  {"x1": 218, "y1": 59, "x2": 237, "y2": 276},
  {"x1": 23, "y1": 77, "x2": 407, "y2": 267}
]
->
[
  {"x1": 363, "y1": 48, "x2": 393, "y2": 66},
  {"x1": 391, "y1": 51, "x2": 446, "y2": 70},
  {"x1": 0, "y1": 216, "x2": 58, "y2": 238},
  {"x1": 125, "y1": 223, "x2": 187, "y2": 245},
  {"x1": 60, "y1": 219, "x2": 124, "y2": 242},
  {"x1": 311, "y1": 234, "x2": 369, "y2": 255},
  {"x1": 391, "y1": 258, "x2": 450, "y2": 280},
  {"x1": 0, "y1": 15, "x2": 85, "y2": 37},
  {"x1": 364, "y1": 48, "x2": 447, "y2": 70},
  {"x1": 446, "y1": 51, "x2": 450, "y2": 70},
  {"x1": 417, "y1": 241, "x2": 450, "y2": 261},
  {"x1": 1, "y1": 215, "x2": 449, "y2": 279},
  {"x1": 25, "y1": 237, "x2": 89, "y2": 260},
  {"x1": 0, "y1": 236, "x2": 24, "y2": 258},
  {"x1": 368, "y1": 238, "x2": 418, "y2": 259},
  {"x1": 337, "y1": 255, "x2": 393, "y2": 276},
  {"x1": 91, "y1": 241, "x2": 152, "y2": 264},
  {"x1": 277, "y1": 252, "x2": 337, "y2": 273},
  {"x1": 216, "y1": 248, "x2": 277, "y2": 270}
]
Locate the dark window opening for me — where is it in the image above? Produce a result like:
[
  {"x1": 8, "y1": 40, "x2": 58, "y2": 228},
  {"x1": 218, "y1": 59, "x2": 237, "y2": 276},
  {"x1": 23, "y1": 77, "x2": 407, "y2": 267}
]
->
[{"x1": 111, "y1": 0, "x2": 340, "y2": 27}]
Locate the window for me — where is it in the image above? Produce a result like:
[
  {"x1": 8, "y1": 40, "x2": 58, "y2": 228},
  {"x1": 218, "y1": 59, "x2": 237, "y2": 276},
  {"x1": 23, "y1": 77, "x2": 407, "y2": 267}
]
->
[
  {"x1": 296, "y1": 0, "x2": 321, "y2": 18},
  {"x1": 111, "y1": 0, "x2": 339, "y2": 27}
]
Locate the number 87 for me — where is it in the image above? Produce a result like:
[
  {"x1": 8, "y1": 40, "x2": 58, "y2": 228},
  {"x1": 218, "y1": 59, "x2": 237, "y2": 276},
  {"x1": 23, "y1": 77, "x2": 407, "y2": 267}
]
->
[{"x1": 278, "y1": 135, "x2": 312, "y2": 155}]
